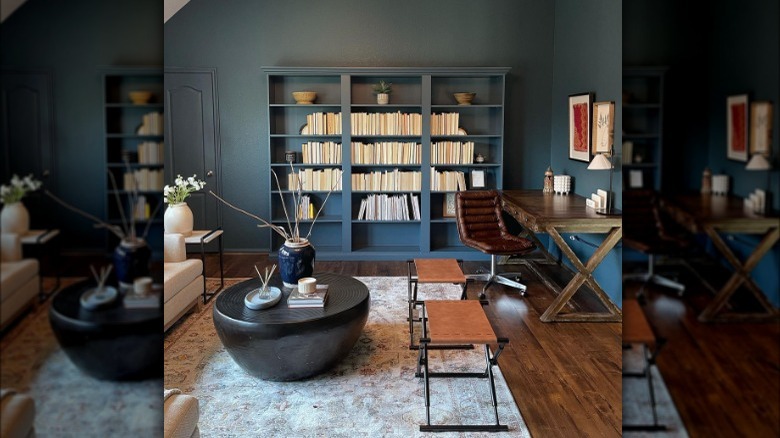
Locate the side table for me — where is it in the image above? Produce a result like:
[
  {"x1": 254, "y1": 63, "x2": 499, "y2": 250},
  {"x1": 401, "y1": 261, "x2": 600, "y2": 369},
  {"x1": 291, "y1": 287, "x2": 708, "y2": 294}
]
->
[
  {"x1": 21, "y1": 229, "x2": 60, "y2": 300},
  {"x1": 184, "y1": 229, "x2": 224, "y2": 303}
]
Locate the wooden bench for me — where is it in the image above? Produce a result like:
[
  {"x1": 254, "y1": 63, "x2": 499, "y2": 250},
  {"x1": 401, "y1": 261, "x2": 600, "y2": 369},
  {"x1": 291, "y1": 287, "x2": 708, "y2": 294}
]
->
[
  {"x1": 416, "y1": 300, "x2": 509, "y2": 432},
  {"x1": 622, "y1": 298, "x2": 667, "y2": 432}
]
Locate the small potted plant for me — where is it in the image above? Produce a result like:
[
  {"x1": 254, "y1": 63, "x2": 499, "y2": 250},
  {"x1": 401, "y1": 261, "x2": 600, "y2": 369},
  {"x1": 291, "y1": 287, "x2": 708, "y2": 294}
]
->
[
  {"x1": 372, "y1": 80, "x2": 392, "y2": 105},
  {"x1": 163, "y1": 174, "x2": 207, "y2": 237}
]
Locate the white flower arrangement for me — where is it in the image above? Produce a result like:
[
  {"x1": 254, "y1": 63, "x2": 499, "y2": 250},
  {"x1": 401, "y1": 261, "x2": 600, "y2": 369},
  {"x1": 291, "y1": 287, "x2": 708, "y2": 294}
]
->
[
  {"x1": 164, "y1": 174, "x2": 206, "y2": 204},
  {"x1": 1, "y1": 174, "x2": 42, "y2": 204}
]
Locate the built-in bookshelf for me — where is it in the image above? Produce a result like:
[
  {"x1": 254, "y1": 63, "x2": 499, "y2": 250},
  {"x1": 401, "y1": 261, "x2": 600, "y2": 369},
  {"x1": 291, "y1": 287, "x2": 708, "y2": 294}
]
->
[
  {"x1": 103, "y1": 67, "x2": 164, "y2": 255},
  {"x1": 265, "y1": 67, "x2": 508, "y2": 260},
  {"x1": 622, "y1": 66, "x2": 666, "y2": 191}
]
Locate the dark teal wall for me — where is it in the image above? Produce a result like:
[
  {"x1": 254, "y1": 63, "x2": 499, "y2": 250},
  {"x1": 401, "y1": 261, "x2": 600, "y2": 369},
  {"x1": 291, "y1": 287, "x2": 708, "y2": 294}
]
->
[
  {"x1": 624, "y1": 0, "x2": 780, "y2": 305},
  {"x1": 164, "y1": 0, "x2": 557, "y2": 252},
  {"x1": 1, "y1": 0, "x2": 163, "y2": 251},
  {"x1": 548, "y1": 0, "x2": 623, "y2": 306}
]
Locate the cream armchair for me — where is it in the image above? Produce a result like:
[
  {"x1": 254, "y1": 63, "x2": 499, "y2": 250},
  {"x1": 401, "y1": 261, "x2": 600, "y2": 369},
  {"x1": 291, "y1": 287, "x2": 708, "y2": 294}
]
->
[
  {"x1": 164, "y1": 233, "x2": 204, "y2": 331},
  {"x1": 0, "y1": 388, "x2": 35, "y2": 438},
  {"x1": 1, "y1": 233, "x2": 39, "y2": 331},
  {"x1": 164, "y1": 389, "x2": 199, "y2": 438}
]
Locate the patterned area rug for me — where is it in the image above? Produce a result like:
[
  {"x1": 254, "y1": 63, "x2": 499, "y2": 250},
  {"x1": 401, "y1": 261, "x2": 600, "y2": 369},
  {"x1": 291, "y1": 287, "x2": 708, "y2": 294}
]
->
[
  {"x1": 0, "y1": 278, "x2": 162, "y2": 437},
  {"x1": 623, "y1": 344, "x2": 688, "y2": 437},
  {"x1": 165, "y1": 277, "x2": 530, "y2": 437}
]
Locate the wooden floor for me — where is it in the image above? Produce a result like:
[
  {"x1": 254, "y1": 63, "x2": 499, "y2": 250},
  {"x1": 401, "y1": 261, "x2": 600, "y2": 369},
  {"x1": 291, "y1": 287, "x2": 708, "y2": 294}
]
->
[
  {"x1": 206, "y1": 253, "x2": 622, "y2": 437},
  {"x1": 624, "y1": 260, "x2": 780, "y2": 438}
]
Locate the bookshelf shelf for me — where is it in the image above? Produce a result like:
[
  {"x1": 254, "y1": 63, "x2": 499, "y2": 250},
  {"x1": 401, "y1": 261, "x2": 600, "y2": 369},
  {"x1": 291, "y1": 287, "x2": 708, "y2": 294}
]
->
[
  {"x1": 264, "y1": 67, "x2": 508, "y2": 260},
  {"x1": 623, "y1": 66, "x2": 666, "y2": 191},
  {"x1": 103, "y1": 67, "x2": 164, "y2": 256}
]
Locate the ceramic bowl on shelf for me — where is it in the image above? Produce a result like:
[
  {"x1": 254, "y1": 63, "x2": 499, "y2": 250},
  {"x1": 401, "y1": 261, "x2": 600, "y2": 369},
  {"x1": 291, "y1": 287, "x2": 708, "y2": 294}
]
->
[
  {"x1": 292, "y1": 91, "x2": 317, "y2": 104},
  {"x1": 129, "y1": 90, "x2": 152, "y2": 104},
  {"x1": 453, "y1": 92, "x2": 476, "y2": 105}
]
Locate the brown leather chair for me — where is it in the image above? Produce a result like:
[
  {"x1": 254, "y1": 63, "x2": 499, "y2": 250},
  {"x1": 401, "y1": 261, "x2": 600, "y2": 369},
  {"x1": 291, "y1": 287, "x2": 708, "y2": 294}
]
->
[
  {"x1": 455, "y1": 190, "x2": 535, "y2": 298},
  {"x1": 623, "y1": 190, "x2": 693, "y2": 296}
]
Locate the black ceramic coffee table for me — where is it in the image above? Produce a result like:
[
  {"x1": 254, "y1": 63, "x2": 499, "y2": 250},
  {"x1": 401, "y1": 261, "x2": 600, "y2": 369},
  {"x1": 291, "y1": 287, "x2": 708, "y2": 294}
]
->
[
  {"x1": 213, "y1": 272, "x2": 370, "y2": 381},
  {"x1": 48, "y1": 279, "x2": 163, "y2": 381}
]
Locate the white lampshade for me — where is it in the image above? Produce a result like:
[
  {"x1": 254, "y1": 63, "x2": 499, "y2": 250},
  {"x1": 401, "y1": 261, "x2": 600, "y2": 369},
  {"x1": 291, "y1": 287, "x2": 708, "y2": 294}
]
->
[
  {"x1": 745, "y1": 154, "x2": 771, "y2": 170},
  {"x1": 587, "y1": 153, "x2": 613, "y2": 170}
]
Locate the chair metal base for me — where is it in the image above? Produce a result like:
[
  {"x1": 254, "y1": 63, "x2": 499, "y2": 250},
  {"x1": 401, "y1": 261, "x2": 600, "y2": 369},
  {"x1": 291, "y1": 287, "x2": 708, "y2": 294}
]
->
[
  {"x1": 623, "y1": 254, "x2": 685, "y2": 296},
  {"x1": 466, "y1": 254, "x2": 527, "y2": 298}
]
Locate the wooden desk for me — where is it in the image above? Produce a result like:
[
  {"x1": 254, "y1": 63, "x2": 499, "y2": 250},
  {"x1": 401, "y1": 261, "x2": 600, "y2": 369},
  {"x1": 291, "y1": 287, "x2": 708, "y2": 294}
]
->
[
  {"x1": 661, "y1": 194, "x2": 780, "y2": 322},
  {"x1": 501, "y1": 190, "x2": 622, "y2": 322}
]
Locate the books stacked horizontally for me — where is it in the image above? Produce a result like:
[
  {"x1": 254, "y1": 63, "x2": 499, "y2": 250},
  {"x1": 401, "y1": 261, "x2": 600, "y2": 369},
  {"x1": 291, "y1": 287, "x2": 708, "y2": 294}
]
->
[{"x1": 288, "y1": 284, "x2": 329, "y2": 308}]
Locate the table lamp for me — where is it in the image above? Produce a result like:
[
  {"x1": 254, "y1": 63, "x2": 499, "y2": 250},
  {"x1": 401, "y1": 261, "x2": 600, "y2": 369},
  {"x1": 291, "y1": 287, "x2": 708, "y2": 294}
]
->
[
  {"x1": 587, "y1": 153, "x2": 614, "y2": 214},
  {"x1": 746, "y1": 153, "x2": 772, "y2": 211}
]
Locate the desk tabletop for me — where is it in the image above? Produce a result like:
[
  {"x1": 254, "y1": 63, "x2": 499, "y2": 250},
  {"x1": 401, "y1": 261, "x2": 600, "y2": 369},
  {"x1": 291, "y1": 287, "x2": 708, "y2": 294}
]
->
[
  {"x1": 661, "y1": 194, "x2": 779, "y2": 232},
  {"x1": 501, "y1": 190, "x2": 621, "y2": 232}
]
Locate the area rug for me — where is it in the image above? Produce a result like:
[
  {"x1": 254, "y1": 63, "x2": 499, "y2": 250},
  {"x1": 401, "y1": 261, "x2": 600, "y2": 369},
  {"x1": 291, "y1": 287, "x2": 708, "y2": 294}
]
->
[
  {"x1": 164, "y1": 277, "x2": 530, "y2": 437},
  {"x1": 623, "y1": 344, "x2": 688, "y2": 437},
  {"x1": 0, "y1": 277, "x2": 162, "y2": 437}
]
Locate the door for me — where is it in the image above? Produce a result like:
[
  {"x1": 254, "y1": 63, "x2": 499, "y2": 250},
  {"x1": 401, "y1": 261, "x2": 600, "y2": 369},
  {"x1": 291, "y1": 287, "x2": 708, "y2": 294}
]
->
[
  {"x1": 164, "y1": 68, "x2": 221, "y2": 230},
  {"x1": 0, "y1": 70, "x2": 55, "y2": 229}
]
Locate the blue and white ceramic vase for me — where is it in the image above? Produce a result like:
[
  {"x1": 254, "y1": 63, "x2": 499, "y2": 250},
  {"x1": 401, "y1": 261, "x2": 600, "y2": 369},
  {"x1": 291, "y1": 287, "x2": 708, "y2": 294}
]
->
[
  {"x1": 278, "y1": 238, "x2": 315, "y2": 288},
  {"x1": 113, "y1": 238, "x2": 151, "y2": 290}
]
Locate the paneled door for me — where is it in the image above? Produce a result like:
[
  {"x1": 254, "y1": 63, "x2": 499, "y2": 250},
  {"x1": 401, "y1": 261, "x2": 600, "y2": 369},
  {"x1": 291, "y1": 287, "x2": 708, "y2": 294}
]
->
[
  {"x1": 164, "y1": 68, "x2": 221, "y2": 230},
  {"x1": 0, "y1": 70, "x2": 55, "y2": 229}
]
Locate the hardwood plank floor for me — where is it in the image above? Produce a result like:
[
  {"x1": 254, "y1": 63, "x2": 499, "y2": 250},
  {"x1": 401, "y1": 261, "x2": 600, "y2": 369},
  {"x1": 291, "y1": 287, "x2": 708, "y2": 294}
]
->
[
  {"x1": 624, "y1": 260, "x2": 780, "y2": 438},
  {"x1": 204, "y1": 253, "x2": 622, "y2": 437}
]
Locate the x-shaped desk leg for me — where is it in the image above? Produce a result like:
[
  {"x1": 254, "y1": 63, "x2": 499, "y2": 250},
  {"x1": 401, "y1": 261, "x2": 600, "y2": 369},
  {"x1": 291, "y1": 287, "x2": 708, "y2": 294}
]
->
[
  {"x1": 698, "y1": 225, "x2": 780, "y2": 322},
  {"x1": 540, "y1": 226, "x2": 623, "y2": 322}
]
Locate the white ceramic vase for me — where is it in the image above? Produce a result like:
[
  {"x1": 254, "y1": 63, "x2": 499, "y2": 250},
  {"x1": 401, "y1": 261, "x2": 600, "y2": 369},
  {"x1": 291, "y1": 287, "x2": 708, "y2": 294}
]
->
[
  {"x1": 376, "y1": 93, "x2": 389, "y2": 105},
  {"x1": 164, "y1": 202, "x2": 194, "y2": 236},
  {"x1": 1, "y1": 202, "x2": 30, "y2": 234}
]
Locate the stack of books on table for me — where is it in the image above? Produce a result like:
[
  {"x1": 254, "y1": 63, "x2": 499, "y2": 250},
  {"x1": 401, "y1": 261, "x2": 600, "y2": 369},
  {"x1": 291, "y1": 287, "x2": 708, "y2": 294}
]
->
[{"x1": 287, "y1": 285, "x2": 329, "y2": 308}]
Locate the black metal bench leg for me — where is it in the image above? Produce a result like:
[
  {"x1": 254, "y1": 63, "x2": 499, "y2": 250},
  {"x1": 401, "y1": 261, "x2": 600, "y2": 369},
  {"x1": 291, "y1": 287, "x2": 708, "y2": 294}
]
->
[{"x1": 485, "y1": 345, "x2": 502, "y2": 426}]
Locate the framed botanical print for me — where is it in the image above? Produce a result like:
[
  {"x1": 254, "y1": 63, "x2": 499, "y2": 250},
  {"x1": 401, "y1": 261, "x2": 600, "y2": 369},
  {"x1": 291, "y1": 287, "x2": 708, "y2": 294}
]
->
[
  {"x1": 569, "y1": 92, "x2": 593, "y2": 162},
  {"x1": 592, "y1": 101, "x2": 615, "y2": 154},
  {"x1": 727, "y1": 94, "x2": 749, "y2": 162},
  {"x1": 750, "y1": 101, "x2": 773, "y2": 156}
]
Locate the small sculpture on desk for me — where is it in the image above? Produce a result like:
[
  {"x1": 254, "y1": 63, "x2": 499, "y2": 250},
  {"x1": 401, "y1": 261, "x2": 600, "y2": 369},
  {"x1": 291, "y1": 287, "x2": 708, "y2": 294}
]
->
[
  {"x1": 543, "y1": 166, "x2": 554, "y2": 194},
  {"x1": 701, "y1": 167, "x2": 712, "y2": 195}
]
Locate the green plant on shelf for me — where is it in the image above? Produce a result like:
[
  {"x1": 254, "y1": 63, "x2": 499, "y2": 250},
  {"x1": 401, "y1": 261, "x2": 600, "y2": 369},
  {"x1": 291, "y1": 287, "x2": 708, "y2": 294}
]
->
[{"x1": 372, "y1": 80, "x2": 393, "y2": 95}]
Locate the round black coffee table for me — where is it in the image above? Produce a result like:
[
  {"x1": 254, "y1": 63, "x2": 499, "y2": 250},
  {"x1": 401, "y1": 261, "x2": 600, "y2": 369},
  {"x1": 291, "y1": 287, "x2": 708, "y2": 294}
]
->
[
  {"x1": 49, "y1": 279, "x2": 163, "y2": 381},
  {"x1": 213, "y1": 272, "x2": 370, "y2": 381}
]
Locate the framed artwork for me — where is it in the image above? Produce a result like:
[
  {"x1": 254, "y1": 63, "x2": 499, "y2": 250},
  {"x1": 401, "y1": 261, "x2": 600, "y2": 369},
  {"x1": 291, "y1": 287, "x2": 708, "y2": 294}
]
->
[
  {"x1": 470, "y1": 170, "x2": 485, "y2": 188},
  {"x1": 750, "y1": 101, "x2": 773, "y2": 156},
  {"x1": 443, "y1": 193, "x2": 456, "y2": 218},
  {"x1": 592, "y1": 101, "x2": 615, "y2": 154},
  {"x1": 726, "y1": 94, "x2": 749, "y2": 162},
  {"x1": 569, "y1": 92, "x2": 593, "y2": 162}
]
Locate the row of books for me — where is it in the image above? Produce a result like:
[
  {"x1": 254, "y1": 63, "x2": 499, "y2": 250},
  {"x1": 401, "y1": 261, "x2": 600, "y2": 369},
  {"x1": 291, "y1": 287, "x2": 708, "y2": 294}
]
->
[
  {"x1": 430, "y1": 141, "x2": 476, "y2": 165},
  {"x1": 431, "y1": 112, "x2": 462, "y2": 135},
  {"x1": 350, "y1": 112, "x2": 422, "y2": 136},
  {"x1": 130, "y1": 195, "x2": 152, "y2": 220},
  {"x1": 297, "y1": 195, "x2": 314, "y2": 220},
  {"x1": 351, "y1": 141, "x2": 422, "y2": 165},
  {"x1": 123, "y1": 169, "x2": 164, "y2": 191},
  {"x1": 287, "y1": 284, "x2": 328, "y2": 308},
  {"x1": 304, "y1": 112, "x2": 342, "y2": 135},
  {"x1": 137, "y1": 112, "x2": 164, "y2": 136},
  {"x1": 430, "y1": 168, "x2": 467, "y2": 192},
  {"x1": 301, "y1": 141, "x2": 342, "y2": 164},
  {"x1": 136, "y1": 141, "x2": 164, "y2": 164},
  {"x1": 356, "y1": 193, "x2": 421, "y2": 221},
  {"x1": 287, "y1": 168, "x2": 343, "y2": 191},
  {"x1": 351, "y1": 169, "x2": 422, "y2": 192}
]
